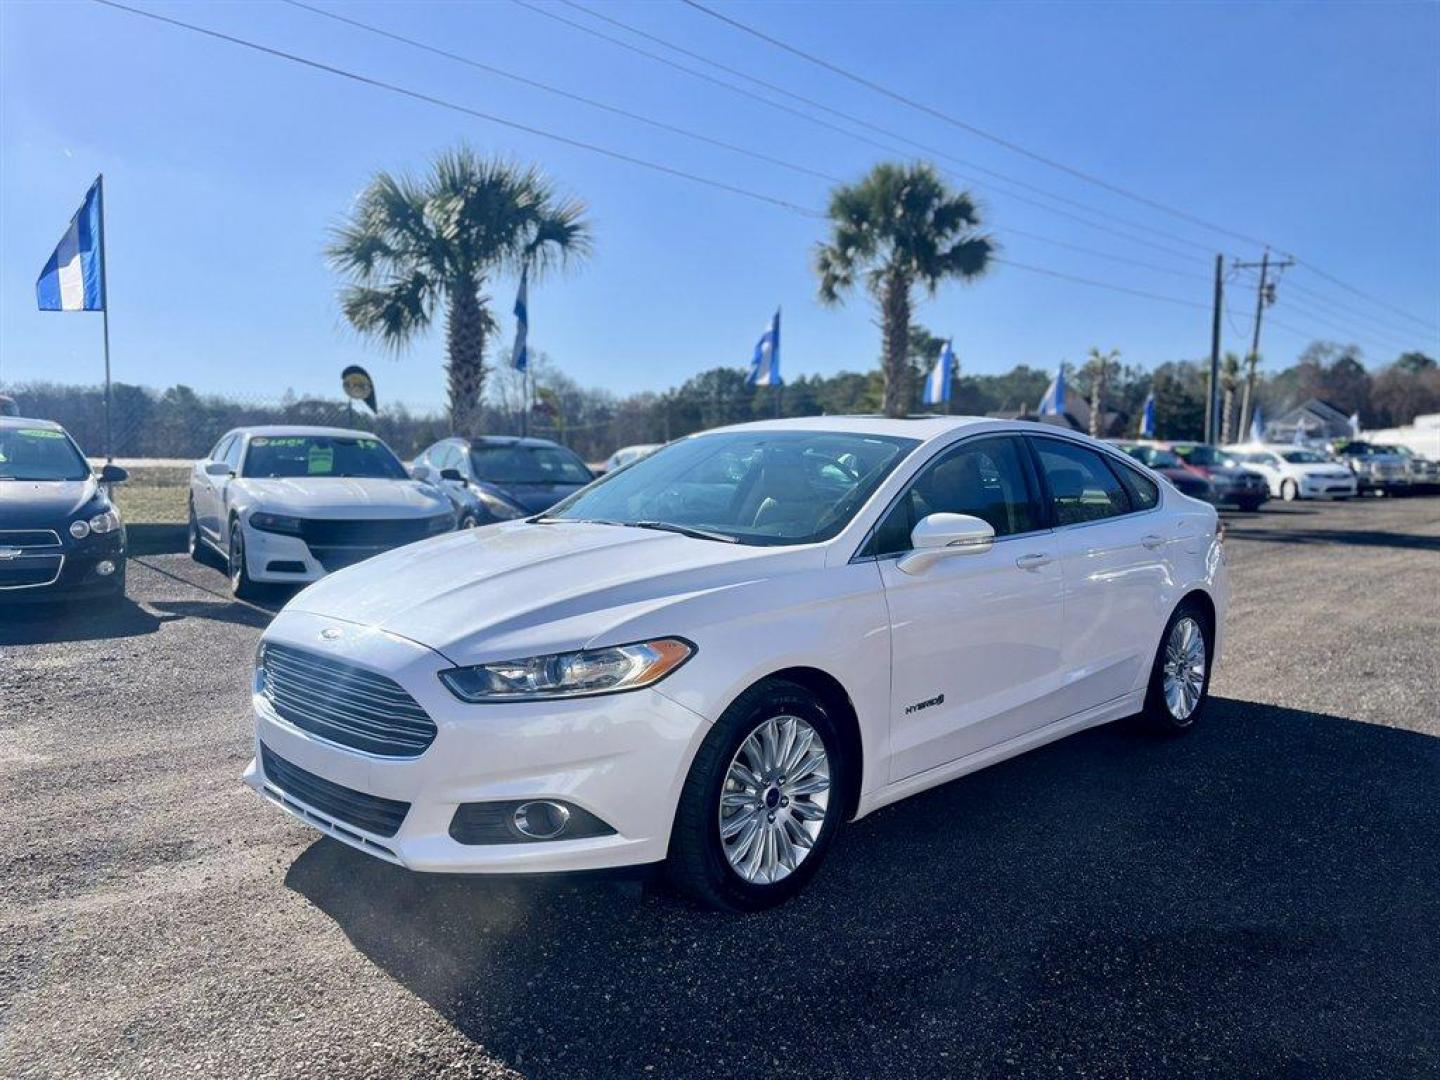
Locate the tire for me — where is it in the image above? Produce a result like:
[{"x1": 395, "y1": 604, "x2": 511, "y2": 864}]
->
[
  {"x1": 1280, "y1": 479, "x2": 1299, "y2": 502},
  {"x1": 668, "y1": 679, "x2": 847, "y2": 912},
  {"x1": 1139, "y1": 601, "x2": 1213, "y2": 734},
  {"x1": 228, "y1": 520, "x2": 260, "y2": 602},
  {"x1": 187, "y1": 501, "x2": 209, "y2": 564},
  {"x1": 1237, "y1": 498, "x2": 1262, "y2": 513}
]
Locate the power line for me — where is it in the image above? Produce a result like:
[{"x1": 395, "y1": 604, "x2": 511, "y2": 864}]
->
[
  {"x1": 548, "y1": 0, "x2": 1219, "y2": 262},
  {"x1": 1282, "y1": 275, "x2": 1438, "y2": 342},
  {"x1": 281, "y1": 0, "x2": 842, "y2": 185},
  {"x1": 90, "y1": 0, "x2": 823, "y2": 217},
  {"x1": 87, "y1": 0, "x2": 1352, "y2": 359},
  {"x1": 1295, "y1": 263, "x2": 1438, "y2": 334},
  {"x1": 677, "y1": 0, "x2": 1272, "y2": 251},
  {"x1": 284, "y1": 0, "x2": 1213, "y2": 286},
  {"x1": 679, "y1": 0, "x2": 1440, "y2": 339}
]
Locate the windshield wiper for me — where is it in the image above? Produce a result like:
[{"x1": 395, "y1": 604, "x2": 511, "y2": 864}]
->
[{"x1": 632, "y1": 520, "x2": 739, "y2": 543}]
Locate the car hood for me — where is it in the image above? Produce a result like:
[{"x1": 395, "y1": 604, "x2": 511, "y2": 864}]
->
[
  {"x1": 236, "y1": 477, "x2": 450, "y2": 517},
  {"x1": 481, "y1": 480, "x2": 589, "y2": 514},
  {"x1": 0, "y1": 477, "x2": 102, "y2": 528},
  {"x1": 284, "y1": 519, "x2": 813, "y2": 664}
]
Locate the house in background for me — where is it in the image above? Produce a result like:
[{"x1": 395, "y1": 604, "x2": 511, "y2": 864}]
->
[
  {"x1": 987, "y1": 394, "x2": 1129, "y2": 438},
  {"x1": 1266, "y1": 399, "x2": 1353, "y2": 443}
]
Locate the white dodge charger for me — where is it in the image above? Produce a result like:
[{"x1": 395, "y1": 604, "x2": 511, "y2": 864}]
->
[
  {"x1": 188, "y1": 426, "x2": 454, "y2": 599},
  {"x1": 243, "y1": 417, "x2": 1226, "y2": 910}
]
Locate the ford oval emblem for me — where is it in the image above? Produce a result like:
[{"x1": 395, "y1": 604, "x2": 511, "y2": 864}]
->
[{"x1": 319, "y1": 627, "x2": 343, "y2": 641}]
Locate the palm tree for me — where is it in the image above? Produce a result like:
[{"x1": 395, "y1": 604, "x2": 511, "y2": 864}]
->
[
  {"x1": 1082, "y1": 347, "x2": 1121, "y2": 437},
  {"x1": 815, "y1": 163, "x2": 993, "y2": 418},
  {"x1": 328, "y1": 148, "x2": 591, "y2": 436},
  {"x1": 1219, "y1": 351, "x2": 1242, "y2": 444}
]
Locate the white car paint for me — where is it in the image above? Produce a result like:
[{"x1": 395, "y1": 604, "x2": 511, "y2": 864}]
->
[
  {"x1": 243, "y1": 417, "x2": 1226, "y2": 880},
  {"x1": 602, "y1": 443, "x2": 663, "y2": 473},
  {"x1": 189, "y1": 425, "x2": 454, "y2": 586},
  {"x1": 1221, "y1": 443, "x2": 1357, "y2": 501}
]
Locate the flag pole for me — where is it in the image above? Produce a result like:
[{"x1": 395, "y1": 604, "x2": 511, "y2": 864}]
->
[{"x1": 97, "y1": 173, "x2": 113, "y2": 464}]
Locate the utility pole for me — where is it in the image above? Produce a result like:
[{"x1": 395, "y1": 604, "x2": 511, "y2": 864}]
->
[
  {"x1": 1206, "y1": 254, "x2": 1223, "y2": 445},
  {"x1": 1233, "y1": 249, "x2": 1295, "y2": 441}
]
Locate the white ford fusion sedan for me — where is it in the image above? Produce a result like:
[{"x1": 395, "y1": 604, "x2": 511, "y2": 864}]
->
[{"x1": 243, "y1": 417, "x2": 1226, "y2": 911}]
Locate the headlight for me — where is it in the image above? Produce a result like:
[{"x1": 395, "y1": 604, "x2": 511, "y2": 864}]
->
[
  {"x1": 89, "y1": 508, "x2": 121, "y2": 534},
  {"x1": 477, "y1": 490, "x2": 527, "y2": 522},
  {"x1": 439, "y1": 638, "x2": 694, "y2": 703},
  {"x1": 70, "y1": 519, "x2": 91, "y2": 539},
  {"x1": 249, "y1": 511, "x2": 303, "y2": 535}
]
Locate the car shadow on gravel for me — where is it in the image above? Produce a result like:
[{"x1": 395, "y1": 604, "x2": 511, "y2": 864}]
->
[
  {"x1": 0, "y1": 597, "x2": 169, "y2": 645},
  {"x1": 285, "y1": 698, "x2": 1440, "y2": 1079}
]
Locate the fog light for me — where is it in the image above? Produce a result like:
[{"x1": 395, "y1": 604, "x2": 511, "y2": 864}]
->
[
  {"x1": 512, "y1": 801, "x2": 571, "y2": 840},
  {"x1": 70, "y1": 520, "x2": 91, "y2": 539},
  {"x1": 95, "y1": 559, "x2": 116, "y2": 576}
]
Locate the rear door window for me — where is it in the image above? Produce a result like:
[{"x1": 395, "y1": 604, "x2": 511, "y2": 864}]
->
[{"x1": 1031, "y1": 438, "x2": 1132, "y2": 526}]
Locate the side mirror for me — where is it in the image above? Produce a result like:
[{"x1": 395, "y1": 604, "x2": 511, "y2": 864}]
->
[
  {"x1": 410, "y1": 464, "x2": 435, "y2": 483},
  {"x1": 439, "y1": 467, "x2": 466, "y2": 484},
  {"x1": 204, "y1": 461, "x2": 233, "y2": 478},
  {"x1": 98, "y1": 464, "x2": 129, "y2": 484},
  {"x1": 897, "y1": 513, "x2": 995, "y2": 575}
]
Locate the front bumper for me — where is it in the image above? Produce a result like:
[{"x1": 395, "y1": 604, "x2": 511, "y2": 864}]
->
[
  {"x1": 243, "y1": 610, "x2": 712, "y2": 874},
  {"x1": 1299, "y1": 477, "x2": 1357, "y2": 499},
  {"x1": 0, "y1": 529, "x2": 125, "y2": 602}
]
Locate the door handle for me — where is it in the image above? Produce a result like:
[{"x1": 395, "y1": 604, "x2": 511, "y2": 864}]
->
[
  {"x1": 1141, "y1": 534, "x2": 1165, "y2": 550},
  {"x1": 1015, "y1": 552, "x2": 1053, "y2": 570}
]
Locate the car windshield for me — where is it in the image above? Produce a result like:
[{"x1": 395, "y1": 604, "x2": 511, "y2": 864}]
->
[
  {"x1": 0, "y1": 426, "x2": 91, "y2": 481},
  {"x1": 241, "y1": 434, "x2": 408, "y2": 479},
  {"x1": 470, "y1": 444, "x2": 593, "y2": 485},
  {"x1": 1280, "y1": 450, "x2": 1329, "y2": 464},
  {"x1": 1173, "y1": 444, "x2": 1221, "y2": 466},
  {"x1": 542, "y1": 429, "x2": 920, "y2": 546}
]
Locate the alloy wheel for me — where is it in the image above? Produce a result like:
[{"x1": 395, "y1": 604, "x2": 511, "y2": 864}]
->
[
  {"x1": 718, "y1": 713, "x2": 831, "y2": 885},
  {"x1": 1162, "y1": 616, "x2": 1206, "y2": 722}
]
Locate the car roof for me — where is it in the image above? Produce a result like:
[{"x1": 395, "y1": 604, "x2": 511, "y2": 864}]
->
[
  {"x1": 0, "y1": 415, "x2": 65, "y2": 431},
  {"x1": 233, "y1": 425, "x2": 381, "y2": 440},
  {"x1": 701, "y1": 414, "x2": 1015, "y2": 445},
  {"x1": 458, "y1": 435, "x2": 568, "y2": 449}
]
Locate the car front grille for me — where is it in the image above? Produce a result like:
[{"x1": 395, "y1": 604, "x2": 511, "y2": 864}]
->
[
  {"x1": 259, "y1": 642, "x2": 437, "y2": 757},
  {"x1": 297, "y1": 516, "x2": 449, "y2": 573},
  {"x1": 259, "y1": 743, "x2": 410, "y2": 837},
  {"x1": 0, "y1": 529, "x2": 62, "y2": 549},
  {"x1": 0, "y1": 555, "x2": 63, "y2": 589}
]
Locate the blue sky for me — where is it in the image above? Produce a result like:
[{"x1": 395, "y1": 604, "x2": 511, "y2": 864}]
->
[{"x1": 2, "y1": 0, "x2": 1437, "y2": 412}]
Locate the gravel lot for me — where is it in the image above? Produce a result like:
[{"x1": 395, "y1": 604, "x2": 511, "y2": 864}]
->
[{"x1": 2, "y1": 497, "x2": 1437, "y2": 1079}]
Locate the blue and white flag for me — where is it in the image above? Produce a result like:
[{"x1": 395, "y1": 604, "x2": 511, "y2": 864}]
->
[
  {"x1": 37, "y1": 177, "x2": 105, "y2": 312},
  {"x1": 511, "y1": 265, "x2": 529, "y2": 372},
  {"x1": 1139, "y1": 391, "x2": 1156, "y2": 438},
  {"x1": 1249, "y1": 405, "x2": 1264, "y2": 444},
  {"x1": 747, "y1": 309, "x2": 781, "y2": 387},
  {"x1": 923, "y1": 340, "x2": 955, "y2": 407},
  {"x1": 1348, "y1": 411, "x2": 1361, "y2": 437},
  {"x1": 1038, "y1": 366, "x2": 1065, "y2": 416}
]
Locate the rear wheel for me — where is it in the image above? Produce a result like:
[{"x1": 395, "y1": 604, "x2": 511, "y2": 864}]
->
[
  {"x1": 668, "y1": 680, "x2": 846, "y2": 911},
  {"x1": 1281, "y1": 479, "x2": 1299, "y2": 502},
  {"x1": 1140, "y1": 602, "x2": 1212, "y2": 733},
  {"x1": 228, "y1": 520, "x2": 259, "y2": 601}
]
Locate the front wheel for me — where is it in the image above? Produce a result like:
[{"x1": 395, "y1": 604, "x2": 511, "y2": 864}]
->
[
  {"x1": 668, "y1": 680, "x2": 846, "y2": 911},
  {"x1": 228, "y1": 521, "x2": 260, "y2": 601},
  {"x1": 1140, "y1": 603, "x2": 1212, "y2": 734},
  {"x1": 1281, "y1": 479, "x2": 1299, "y2": 502}
]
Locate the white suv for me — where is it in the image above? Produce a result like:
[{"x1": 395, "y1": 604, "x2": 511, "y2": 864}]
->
[{"x1": 188, "y1": 426, "x2": 454, "y2": 599}]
